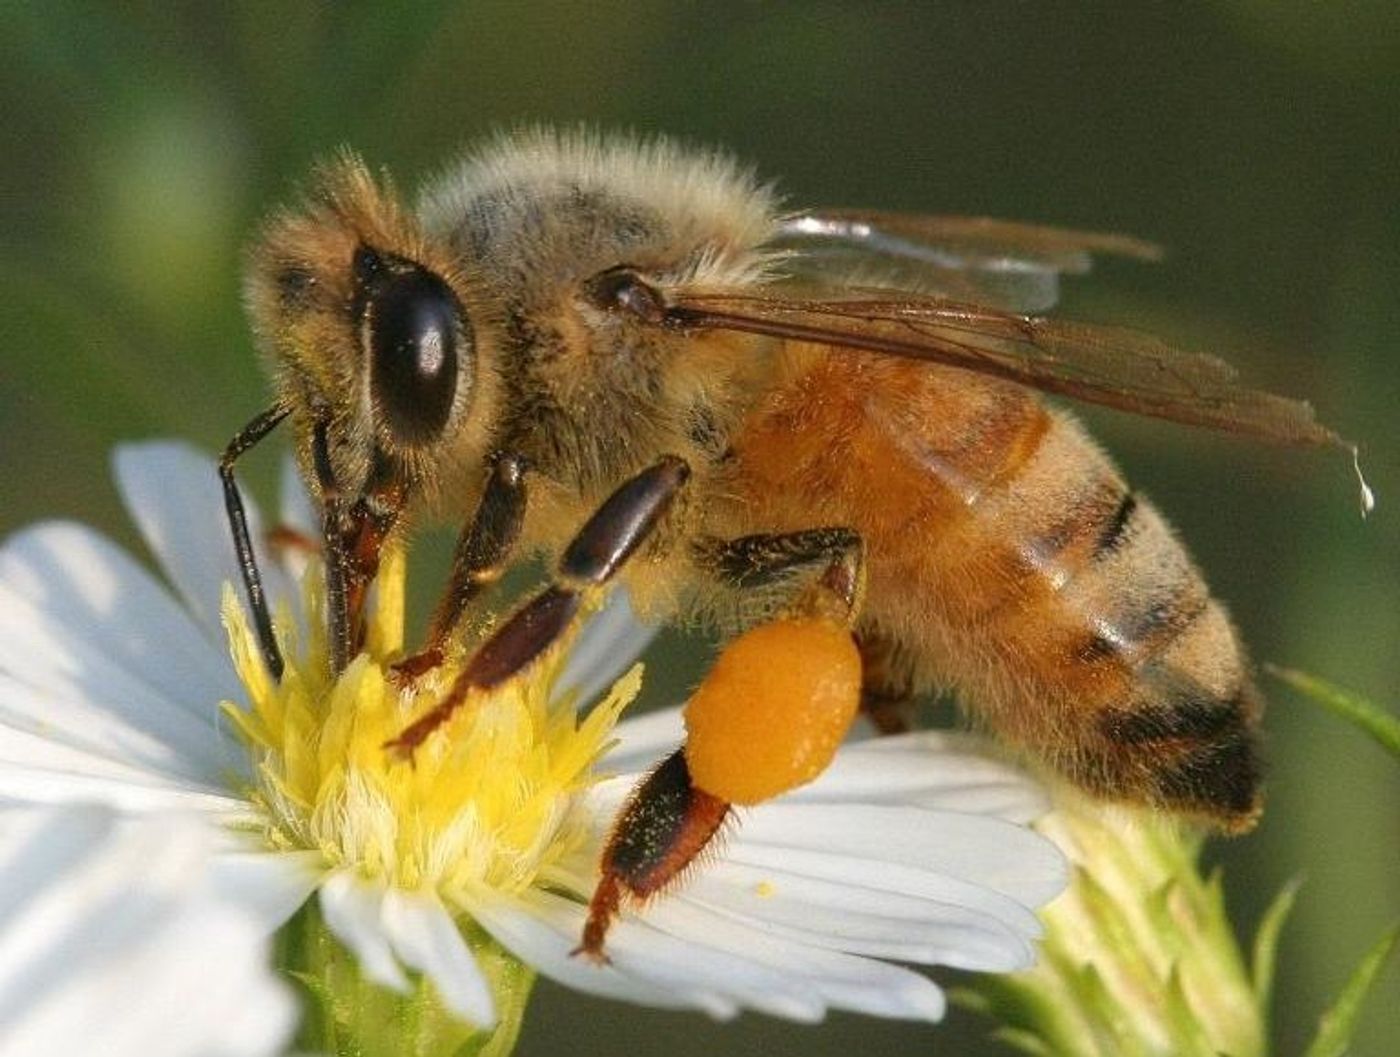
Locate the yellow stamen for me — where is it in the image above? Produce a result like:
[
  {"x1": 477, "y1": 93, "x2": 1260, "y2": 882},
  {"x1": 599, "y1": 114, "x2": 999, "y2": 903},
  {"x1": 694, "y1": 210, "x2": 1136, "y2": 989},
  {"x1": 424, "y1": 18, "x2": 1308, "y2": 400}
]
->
[{"x1": 220, "y1": 550, "x2": 640, "y2": 901}]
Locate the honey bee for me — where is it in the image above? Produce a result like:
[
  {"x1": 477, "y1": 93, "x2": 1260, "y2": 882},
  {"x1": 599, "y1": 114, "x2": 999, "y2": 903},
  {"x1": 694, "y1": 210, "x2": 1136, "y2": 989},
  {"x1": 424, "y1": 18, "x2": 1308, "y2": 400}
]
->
[{"x1": 223, "y1": 129, "x2": 1363, "y2": 956}]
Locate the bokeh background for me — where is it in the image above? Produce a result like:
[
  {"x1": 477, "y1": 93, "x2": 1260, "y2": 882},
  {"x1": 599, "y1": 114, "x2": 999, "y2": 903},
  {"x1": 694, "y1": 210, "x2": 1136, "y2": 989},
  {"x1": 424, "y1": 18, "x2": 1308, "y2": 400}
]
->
[{"x1": 2, "y1": 3, "x2": 1397, "y2": 1054}]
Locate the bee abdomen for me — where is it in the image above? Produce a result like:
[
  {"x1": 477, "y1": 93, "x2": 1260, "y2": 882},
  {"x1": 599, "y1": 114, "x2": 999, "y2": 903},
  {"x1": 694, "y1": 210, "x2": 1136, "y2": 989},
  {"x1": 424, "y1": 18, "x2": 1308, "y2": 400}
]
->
[
  {"x1": 726, "y1": 354, "x2": 1264, "y2": 827},
  {"x1": 974, "y1": 414, "x2": 1263, "y2": 827},
  {"x1": 1059, "y1": 496, "x2": 1212, "y2": 667},
  {"x1": 1073, "y1": 527, "x2": 1261, "y2": 826},
  {"x1": 1098, "y1": 670, "x2": 1263, "y2": 825}
]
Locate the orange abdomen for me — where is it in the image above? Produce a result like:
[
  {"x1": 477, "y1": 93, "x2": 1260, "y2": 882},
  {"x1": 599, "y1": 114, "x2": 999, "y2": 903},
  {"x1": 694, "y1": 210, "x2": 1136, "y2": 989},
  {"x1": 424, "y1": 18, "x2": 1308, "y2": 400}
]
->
[{"x1": 721, "y1": 345, "x2": 1262, "y2": 829}]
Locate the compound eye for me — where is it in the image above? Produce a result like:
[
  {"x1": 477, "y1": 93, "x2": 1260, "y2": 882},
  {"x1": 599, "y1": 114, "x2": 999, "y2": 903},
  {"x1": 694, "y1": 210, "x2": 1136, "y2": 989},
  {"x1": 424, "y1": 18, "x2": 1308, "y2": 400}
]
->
[{"x1": 365, "y1": 267, "x2": 463, "y2": 447}]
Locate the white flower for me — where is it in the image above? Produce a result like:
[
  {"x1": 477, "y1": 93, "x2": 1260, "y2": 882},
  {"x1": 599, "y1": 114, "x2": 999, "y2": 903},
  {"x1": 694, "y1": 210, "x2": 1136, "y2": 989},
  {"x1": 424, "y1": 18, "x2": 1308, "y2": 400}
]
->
[
  {"x1": 0, "y1": 441, "x2": 1066, "y2": 1030},
  {"x1": 0, "y1": 803, "x2": 297, "y2": 1057}
]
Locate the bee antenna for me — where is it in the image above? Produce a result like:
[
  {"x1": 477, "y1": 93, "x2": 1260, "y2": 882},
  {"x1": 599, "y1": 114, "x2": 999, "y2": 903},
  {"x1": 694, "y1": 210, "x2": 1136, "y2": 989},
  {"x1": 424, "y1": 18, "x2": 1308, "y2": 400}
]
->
[{"x1": 220, "y1": 404, "x2": 292, "y2": 679}]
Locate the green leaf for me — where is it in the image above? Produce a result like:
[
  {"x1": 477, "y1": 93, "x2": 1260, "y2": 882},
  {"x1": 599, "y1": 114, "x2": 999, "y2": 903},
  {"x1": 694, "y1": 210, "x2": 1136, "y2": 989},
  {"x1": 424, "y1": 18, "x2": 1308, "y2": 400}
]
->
[
  {"x1": 1250, "y1": 876, "x2": 1302, "y2": 1018},
  {"x1": 1303, "y1": 921, "x2": 1400, "y2": 1057},
  {"x1": 1266, "y1": 666, "x2": 1400, "y2": 761}
]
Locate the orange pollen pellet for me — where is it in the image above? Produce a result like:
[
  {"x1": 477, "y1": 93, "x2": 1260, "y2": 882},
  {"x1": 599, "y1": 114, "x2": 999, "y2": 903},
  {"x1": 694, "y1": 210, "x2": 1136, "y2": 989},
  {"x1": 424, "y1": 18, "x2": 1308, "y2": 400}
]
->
[{"x1": 683, "y1": 617, "x2": 862, "y2": 805}]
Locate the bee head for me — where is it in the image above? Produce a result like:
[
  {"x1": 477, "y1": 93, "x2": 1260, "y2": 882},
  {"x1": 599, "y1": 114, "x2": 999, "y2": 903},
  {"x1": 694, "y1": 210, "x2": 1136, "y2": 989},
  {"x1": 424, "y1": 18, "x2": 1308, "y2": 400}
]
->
[{"x1": 245, "y1": 153, "x2": 495, "y2": 504}]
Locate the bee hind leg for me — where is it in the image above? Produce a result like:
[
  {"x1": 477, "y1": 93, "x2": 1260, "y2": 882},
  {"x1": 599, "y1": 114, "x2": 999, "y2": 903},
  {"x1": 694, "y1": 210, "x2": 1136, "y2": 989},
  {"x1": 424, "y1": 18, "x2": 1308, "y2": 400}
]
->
[
  {"x1": 575, "y1": 747, "x2": 729, "y2": 962},
  {"x1": 854, "y1": 630, "x2": 920, "y2": 735},
  {"x1": 384, "y1": 455, "x2": 690, "y2": 757},
  {"x1": 579, "y1": 536, "x2": 865, "y2": 959},
  {"x1": 702, "y1": 531, "x2": 923, "y2": 736}
]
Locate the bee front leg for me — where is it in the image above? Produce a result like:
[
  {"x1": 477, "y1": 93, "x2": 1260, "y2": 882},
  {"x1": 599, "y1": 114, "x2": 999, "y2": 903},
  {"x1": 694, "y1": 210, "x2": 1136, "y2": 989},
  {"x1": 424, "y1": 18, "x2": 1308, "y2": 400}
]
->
[
  {"x1": 384, "y1": 456, "x2": 691, "y2": 757},
  {"x1": 391, "y1": 453, "x2": 530, "y2": 684},
  {"x1": 579, "y1": 533, "x2": 865, "y2": 961}
]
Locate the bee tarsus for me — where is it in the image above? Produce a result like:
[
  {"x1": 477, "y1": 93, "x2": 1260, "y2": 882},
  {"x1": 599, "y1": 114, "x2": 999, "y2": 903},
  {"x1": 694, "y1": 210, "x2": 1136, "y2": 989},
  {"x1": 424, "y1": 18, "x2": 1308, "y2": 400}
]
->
[{"x1": 219, "y1": 403, "x2": 291, "y2": 680}]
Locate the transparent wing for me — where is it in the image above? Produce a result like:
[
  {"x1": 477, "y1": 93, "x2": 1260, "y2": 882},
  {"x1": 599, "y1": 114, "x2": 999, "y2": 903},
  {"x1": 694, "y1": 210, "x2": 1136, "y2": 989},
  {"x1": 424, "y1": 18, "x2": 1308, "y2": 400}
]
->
[
  {"x1": 772, "y1": 211, "x2": 1162, "y2": 313},
  {"x1": 664, "y1": 287, "x2": 1344, "y2": 448}
]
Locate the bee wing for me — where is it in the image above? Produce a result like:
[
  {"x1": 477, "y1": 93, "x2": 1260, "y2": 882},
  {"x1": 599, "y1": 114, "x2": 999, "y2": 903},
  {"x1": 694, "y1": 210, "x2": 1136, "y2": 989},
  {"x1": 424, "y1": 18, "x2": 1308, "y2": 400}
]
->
[
  {"x1": 665, "y1": 288, "x2": 1345, "y2": 448},
  {"x1": 773, "y1": 211, "x2": 1162, "y2": 313}
]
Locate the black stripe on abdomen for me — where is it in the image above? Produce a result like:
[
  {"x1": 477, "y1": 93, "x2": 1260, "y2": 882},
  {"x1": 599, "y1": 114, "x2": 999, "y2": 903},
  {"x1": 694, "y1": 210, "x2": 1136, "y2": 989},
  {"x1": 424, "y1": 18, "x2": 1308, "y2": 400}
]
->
[
  {"x1": 1099, "y1": 679, "x2": 1247, "y2": 744},
  {"x1": 1093, "y1": 490, "x2": 1138, "y2": 557}
]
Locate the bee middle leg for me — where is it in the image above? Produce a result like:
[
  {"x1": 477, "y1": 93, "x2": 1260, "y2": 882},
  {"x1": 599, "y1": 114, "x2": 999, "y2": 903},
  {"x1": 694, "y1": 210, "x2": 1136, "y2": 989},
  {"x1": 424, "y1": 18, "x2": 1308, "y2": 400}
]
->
[
  {"x1": 390, "y1": 452, "x2": 530, "y2": 683},
  {"x1": 578, "y1": 528, "x2": 867, "y2": 960},
  {"x1": 385, "y1": 455, "x2": 690, "y2": 758}
]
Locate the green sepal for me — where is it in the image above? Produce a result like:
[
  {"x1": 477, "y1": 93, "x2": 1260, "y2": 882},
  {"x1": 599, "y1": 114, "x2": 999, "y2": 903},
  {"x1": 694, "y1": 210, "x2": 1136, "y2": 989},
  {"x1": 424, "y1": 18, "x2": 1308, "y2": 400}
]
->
[
  {"x1": 1250, "y1": 876, "x2": 1302, "y2": 1019},
  {"x1": 276, "y1": 899, "x2": 536, "y2": 1057},
  {"x1": 1266, "y1": 666, "x2": 1400, "y2": 762},
  {"x1": 1161, "y1": 963, "x2": 1216, "y2": 1057},
  {"x1": 991, "y1": 1025, "x2": 1060, "y2": 1057},
  {"x1": 1302, "y1": 921, "x2": 1400, "y2": 1057}
]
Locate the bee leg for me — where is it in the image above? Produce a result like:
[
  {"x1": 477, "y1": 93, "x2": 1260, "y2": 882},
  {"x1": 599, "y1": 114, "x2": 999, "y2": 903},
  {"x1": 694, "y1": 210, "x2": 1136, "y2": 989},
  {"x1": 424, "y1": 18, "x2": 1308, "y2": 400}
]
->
[
  {"x1": 700, "y1": 530, "x2": 915, "y2": 734},
  {"x1": 579, "y1": 545, "x2": 863, "y2": 960},
  {"x1": 697, "y1": 527, "x2": 864, "y2": 603},
  {"x1": 311, "y1": 426, "x2": 407, "y2": 674},
  {"x1": 390, "y1": 453, "x2": 530, "y2": 684},
  {"x1": 265, "y1": 523, "x2": 319, "y2": 561},
  {"x1": 575, "y1": 747, "x2": 728, "y2": 962},
  {"x1": 219, "y1": 404, "x2": 291, "y2": 680},
  {"x1": 855, "y1": 630, "x2": 918, "y2": 735},
  {"x1": 385, "y1": 456, "x2": 690, "y2": 757}
]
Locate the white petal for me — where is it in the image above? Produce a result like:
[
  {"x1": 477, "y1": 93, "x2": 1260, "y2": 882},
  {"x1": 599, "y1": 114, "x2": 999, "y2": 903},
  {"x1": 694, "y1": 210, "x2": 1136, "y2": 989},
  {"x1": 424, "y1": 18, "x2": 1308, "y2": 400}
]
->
[
  {"x1": 0, "y1": 719, "x2": 243, "y2": 815},
  {"x1": 0, "y1": 668, "x2": 236, "y2": 789},
  {"x1": 0, "y1": 522, "x2": 239, "y2": 708},
  {"x1": 470, "y1": 892, "x2": 726, "y2": 1014},
  {"x1": 676, "y1": 860, "x2": 1035, "y2": 971},
  {"x1": 786, "y1": 731, "x2": 1051, "y2": 822},
  {"x1": 272, "y1": 457, "x2": 320, "y2": 585},
  {"x1": 621, "y1": 897, "x2": 946, "y2": 1021},
  {"x1": 382, "y1": 889, "x2": 496, "y2": 1027},
  {"x1": 208, "y1": 850, "x2": 323, "y2": 931},
  {"x1": 0, "y1": 709, "x2": 208, "y2": 791},
  {"x1": 61, "y1": 901, "x2": 297, "y2": 1057},
  {"x1": 491, "y1": 892, "x2": 865, "y2": 1021},
  {"x1": 319, "y1": 870, "x2": 409, "y2": 992},
  {"x1": 716, "y1": 843, "x2": 1042, "y2": 941},
  {"x1": 0, "y1": 775, "x2": 234, "y2": 815},
  {"x1": 725, "y1": 802, "x2": 1067, "y2": 908},
  {"x1": 0, "y1": 805, "x2": 296, "y2": 1057},
  {"x1": 498, "y1": 890, "x2": 828, "y2": 1019},
  {"x1": 0, "y1": 808, "x2": 202, "y2": 1008},
  {"x1": 0, "y1": 524, "x2": 246, "y2": 776},
  {"x1": 0, "y1": 807, "x2": 111, "y2": 925},
  {"x1": 114, "y1": 441, "x2": 295, "y2": 644},
  {"x1": 557, "y1": 590, "x2": 659, "y2": 708},
  {"x1": 586, "y1": 781, "x2": 1064, "y2": 907}
]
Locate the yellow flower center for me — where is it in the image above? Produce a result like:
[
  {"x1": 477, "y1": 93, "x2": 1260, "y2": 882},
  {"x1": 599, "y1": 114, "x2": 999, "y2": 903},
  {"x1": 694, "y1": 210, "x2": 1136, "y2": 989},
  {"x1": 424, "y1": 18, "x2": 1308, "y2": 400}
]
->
[{"x1": 220, "y1": 548, "x2": 638, "y2": 901}]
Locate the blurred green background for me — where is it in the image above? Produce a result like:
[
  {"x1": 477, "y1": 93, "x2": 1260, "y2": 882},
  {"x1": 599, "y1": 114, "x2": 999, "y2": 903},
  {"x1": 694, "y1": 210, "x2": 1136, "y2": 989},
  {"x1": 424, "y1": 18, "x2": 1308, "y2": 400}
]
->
[{"x1": 2, "y1": 3, "x2": 1396, "y2": 1054}]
